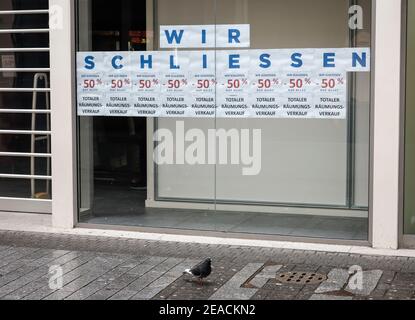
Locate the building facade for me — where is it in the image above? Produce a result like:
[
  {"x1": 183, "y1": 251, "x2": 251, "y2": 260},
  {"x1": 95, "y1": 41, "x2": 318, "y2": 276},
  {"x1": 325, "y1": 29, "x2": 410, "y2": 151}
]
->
[{"x1": 0, "y1": 0, "x2": 412, "y2": 250}]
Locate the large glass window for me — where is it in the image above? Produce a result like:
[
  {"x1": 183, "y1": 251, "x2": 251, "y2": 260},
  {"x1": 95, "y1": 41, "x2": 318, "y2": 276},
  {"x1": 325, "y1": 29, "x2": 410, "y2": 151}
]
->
[{"x1": 77, "y1": 0, "x2": 371, "y2": 241}]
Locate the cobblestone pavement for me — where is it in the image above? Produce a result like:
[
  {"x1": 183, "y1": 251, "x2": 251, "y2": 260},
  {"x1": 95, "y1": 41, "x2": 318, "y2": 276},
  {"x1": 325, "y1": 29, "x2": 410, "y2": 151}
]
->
[{"x1": 0, "y1": 230, "x2": 414, "y2": 300}]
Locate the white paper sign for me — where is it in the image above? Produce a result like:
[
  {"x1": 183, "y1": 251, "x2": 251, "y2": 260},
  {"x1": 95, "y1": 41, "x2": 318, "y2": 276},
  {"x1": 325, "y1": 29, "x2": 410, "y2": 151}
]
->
[
  {"x1": 76, "y1": 48, "x2": 370, "y2": 120},
  {"x1": 160, "y1": 24, "x2": 250, "y2": 48},
  {"x1": 188, "y1": 51, "x2": 216, "y2": 117},
  {"x1": 77, "y1": 52, "x2": 107, "y2": 116},
  {"x1": 159, "y1": 51, "x2": 191, "y2": 117},
  {"x1": 278, "y1": 49, "x2": 316, "y2": 119},
  {"x1": 130, "y1": 52, "x2": 161, "y2": 117},
  {"x1": 103, "y1": 52, "x2": 133, "y2": 117},
  {"x1": 249, "y1": 50, "x2": 284, "y2": 118},
  {"x1": 216, "y1": 50, "x2": 251, "y2": 118}
]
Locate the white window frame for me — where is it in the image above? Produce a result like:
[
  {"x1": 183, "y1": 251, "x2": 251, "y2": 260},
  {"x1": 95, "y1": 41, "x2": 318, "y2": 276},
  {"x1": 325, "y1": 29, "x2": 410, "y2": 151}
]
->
[{"x1": 49, "y1": 0, "x2": 404, "y2": 250}]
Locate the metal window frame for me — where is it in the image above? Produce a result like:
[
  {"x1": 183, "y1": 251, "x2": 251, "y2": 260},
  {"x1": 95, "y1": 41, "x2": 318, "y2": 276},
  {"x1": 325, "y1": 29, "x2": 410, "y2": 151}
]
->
[{"x1": 71, "y1": 0, "x2": 375, "y2": 246}]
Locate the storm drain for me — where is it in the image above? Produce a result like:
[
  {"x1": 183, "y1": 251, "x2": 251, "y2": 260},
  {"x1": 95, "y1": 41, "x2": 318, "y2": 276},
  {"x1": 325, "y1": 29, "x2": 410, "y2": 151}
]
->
[{"x1": 276, "y1": 272, "x2": 327, "y2": 285}]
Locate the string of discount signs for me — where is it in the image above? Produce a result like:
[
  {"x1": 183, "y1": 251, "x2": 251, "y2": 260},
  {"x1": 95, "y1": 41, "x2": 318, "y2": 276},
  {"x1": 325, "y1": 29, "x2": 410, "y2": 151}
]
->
[{"x1": 76, "y1": 48, "x2": 370, "y2": 120}]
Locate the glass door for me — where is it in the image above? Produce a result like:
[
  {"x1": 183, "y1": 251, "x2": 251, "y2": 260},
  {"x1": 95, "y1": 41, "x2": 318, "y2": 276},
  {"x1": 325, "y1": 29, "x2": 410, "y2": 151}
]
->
[
  {"x1": 78, "y1": 0, "x2": 152, "y2": 223},
  {"x1": 77, "y1": 0, "x2": 218, "y2": 230}
]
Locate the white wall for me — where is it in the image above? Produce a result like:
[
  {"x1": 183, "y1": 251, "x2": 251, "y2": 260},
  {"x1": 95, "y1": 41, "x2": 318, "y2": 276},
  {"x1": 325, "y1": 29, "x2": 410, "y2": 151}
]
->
[
  {"x1": 371, "y1": 0, "x2": 402, "y2": 249},
  {"x1": 50, "y1": 0, "x2": 77, "y2": 228}
]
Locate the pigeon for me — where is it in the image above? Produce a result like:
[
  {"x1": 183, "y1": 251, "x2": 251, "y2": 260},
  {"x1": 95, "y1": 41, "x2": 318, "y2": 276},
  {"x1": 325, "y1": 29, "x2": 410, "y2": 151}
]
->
[{"x1": 183, "y1": 258, "x2": 212, "y2": 285}]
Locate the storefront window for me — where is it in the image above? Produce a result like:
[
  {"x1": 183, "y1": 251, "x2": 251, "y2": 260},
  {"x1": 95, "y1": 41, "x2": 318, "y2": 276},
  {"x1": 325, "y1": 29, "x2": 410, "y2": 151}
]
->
[
  {"x1": 0, "y1": 0, "x2": 51, "y2": 201},
  {"x1": 404, "y1": 0, "x2": 415, "y2": 235},
  {"x1": 77, "y1": 0, "x2": 371, "y2": 241}
]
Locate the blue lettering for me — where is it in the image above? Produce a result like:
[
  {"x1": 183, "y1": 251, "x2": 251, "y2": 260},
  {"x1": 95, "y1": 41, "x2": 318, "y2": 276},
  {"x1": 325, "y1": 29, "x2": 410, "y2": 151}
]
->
[
  {"x1": 229, "y1": 54, "x2": 240, "y2": 69},
  {"x1": 164, "y1": 29, "x2": 184, "y2": 45},
  {"x1": 84, "y1": 55, "x2": 95, "y2": 70},
  {"x1": 202, "y1": 29, "x2": 207, "y2": 44},
  {"x1": 202, "y1": 54, "x2": 208, "y2": 69},
  {"x1": 291, "y1": 53, "x2": 303, "y2": 68},
  {"x1": 323, "y1": 52, "x2": 336, "y2": 68},
  {"x1": 111, "y1": 55, "x2": 123, "y2": 69},
  {"x1": 169, "y1": 55, "x2": 180, "y2": 69},
  {"x1": 352, "y1": 52, "x2": 367, "y2": 68},
  {"x1": 228, "y1": 29, "x2": 241, "y2": 44},
  {"x1": 259, "y1": 53, "x2": 271, "y2": 68},
  {"x1": 140, "y1": 55, "x2": 153, "y2": 69}
]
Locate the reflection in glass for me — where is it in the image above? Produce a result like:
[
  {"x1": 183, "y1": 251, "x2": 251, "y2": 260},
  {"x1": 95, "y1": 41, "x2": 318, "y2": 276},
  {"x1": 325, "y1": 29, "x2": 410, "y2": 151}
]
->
[{"x1": 77, "y1": 0, "x2": 371, "y2": 241}]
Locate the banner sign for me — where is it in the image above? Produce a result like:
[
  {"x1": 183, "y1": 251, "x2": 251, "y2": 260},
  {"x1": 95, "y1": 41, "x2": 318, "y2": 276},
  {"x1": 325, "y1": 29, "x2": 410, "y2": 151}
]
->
[
  {"x1": 77, "y1": 47, "x2": 370, "y2": 119},
  {"x1": 160, "y1": 24, "x2": 251, "y2": 48}
]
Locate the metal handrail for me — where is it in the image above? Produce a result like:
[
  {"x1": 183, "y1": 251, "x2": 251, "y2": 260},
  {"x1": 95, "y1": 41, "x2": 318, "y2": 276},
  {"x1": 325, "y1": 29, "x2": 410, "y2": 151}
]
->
[
  {"x1": 31, "y1": 73, "x2": 51, "y2": 198},
  {"x1": 0, "y1": 109, "x2": 50, "y2": 114},
  {"x1": 0, "y1": 10, "x2": 49, "y2": 15},
  {"x1": 0, "y1": 68, "x2": 50, "y2": 72},
  {"x1": 0, "y1": 130, "x2": 51, "y2": 135},
  {"x1": 0, "y1": 152, "x2": 51, "y2": 158},
  {"x1": 0, "y1": 29, "x2": 49, "y2": 34},
  {"x1": 0, "y1": 173, "x2": 51, "y2": 180},
  {"x1": 0, "y1": 48, "x2": 50, "y2": 52},
  {"x1": 0, "y1": 88, "x2": 50, "y2": 92}
]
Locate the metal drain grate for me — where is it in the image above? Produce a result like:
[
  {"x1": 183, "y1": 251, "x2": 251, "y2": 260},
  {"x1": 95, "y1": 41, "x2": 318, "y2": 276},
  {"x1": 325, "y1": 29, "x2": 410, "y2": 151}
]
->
[{"x1": 277, "y1": 272, "x2": 327, "y2": 285}]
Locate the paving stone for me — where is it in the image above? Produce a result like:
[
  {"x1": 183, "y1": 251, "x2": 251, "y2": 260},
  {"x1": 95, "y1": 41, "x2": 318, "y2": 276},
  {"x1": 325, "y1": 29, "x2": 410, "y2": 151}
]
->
[
  {"x1": 0, "y1": 247, "x2": 22, "y2": 259},
  {"x1": 86, "y1": 289, "x2": 121, "y2": 300},
  {"x1": 384, "y1": 289, "x2": 414, "y2": 299},
  {"x1": 314, "y1": 268, "x2": 349, "y2": 294},
  {"x1": 0, "y1": 249, "x2": 52, "y2": 275},
  {"x1": 345, "y1": 270, "x2": 383, "y2": 296},
  {"x1": 0, "y1": 247, "x2": 40, "y2": 269},
  {"x1": 249, "y1": 265, "x2": 282, "y2": 288},
  {"x1": 0, "y1": 251, "x2": 81, "y2": 300},
  {"x1": 64, "y1": 256, "x2": 150, "y2": 300},
  {"x1": 131, "y1": 259, "x2": 199, "y2": 300},
  {"x1": 309, "y1": 294, "x2": 353, "y2": 300},
  {"x1": 109, "y1": 257, "x2": 179, "y2": 300},
  {"x1": 2, "y1": 230, "x2": 415, "y2": 300},
  {"x1": 0, "y1": 250, "x2": 70, "y2": 295},
  {"x1": 44, "y1": 262, "x2": 127, "y2": 300},
  {"x1": 209, "y1": 263, "x2": 264, "y2": 300},
  {"x1": 22, "y1": 252, "x2": 97, "y2": 300}
]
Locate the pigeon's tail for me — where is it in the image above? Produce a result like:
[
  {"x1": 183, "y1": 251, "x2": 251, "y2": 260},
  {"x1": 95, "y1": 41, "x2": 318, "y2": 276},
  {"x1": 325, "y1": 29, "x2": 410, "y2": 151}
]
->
[{"x1": 183, "y1": 269, "x2": 193, "y2": 276}]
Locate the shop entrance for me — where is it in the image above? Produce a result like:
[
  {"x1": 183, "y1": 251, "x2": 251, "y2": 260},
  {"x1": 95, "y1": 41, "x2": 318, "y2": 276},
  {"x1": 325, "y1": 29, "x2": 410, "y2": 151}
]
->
[
  {"x1": 78, "y1": 0, "x2": 148, "y2": 218},
  {"x1": 77, "y1": 0, "x2": 371, "y2": 242}
]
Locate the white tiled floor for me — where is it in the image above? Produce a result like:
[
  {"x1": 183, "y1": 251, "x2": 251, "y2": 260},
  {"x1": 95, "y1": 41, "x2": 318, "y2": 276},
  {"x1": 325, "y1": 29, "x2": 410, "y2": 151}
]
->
[{"x1": 84, "y1": 208, "x2": 368, "y2": 240}]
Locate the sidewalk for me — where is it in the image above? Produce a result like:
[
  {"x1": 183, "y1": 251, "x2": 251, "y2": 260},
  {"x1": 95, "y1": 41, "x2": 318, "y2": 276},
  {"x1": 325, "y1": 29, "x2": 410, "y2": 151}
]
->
[
  {"x1": 1, "y1": 211, "x2": 415, "y2": 258},
  {"x1": 0, "y1": 229, "x2": 414, "y2": 300}
]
